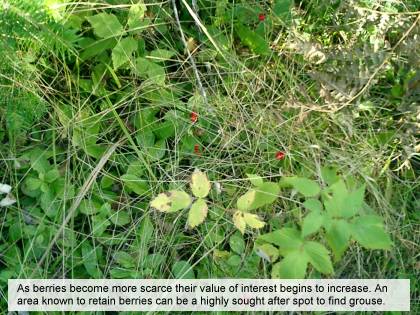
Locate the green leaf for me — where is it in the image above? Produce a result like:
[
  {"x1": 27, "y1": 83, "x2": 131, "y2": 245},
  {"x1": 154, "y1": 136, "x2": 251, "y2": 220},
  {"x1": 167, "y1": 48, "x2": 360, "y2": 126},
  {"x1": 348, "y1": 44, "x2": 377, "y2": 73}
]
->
[
  {"x1": 255, "y1": 243, "x2": 279, "y2": 262},
  {"x1": 273, "y1": 0, "x2": 293, "y2": 23},
  {"x1": 81, "y1": 242, "x2": 102, "y2": 278},
  {"x1": 342, "y1": 184, "x2": 365, "y2": 218},
  {"x1": 190, "y1": 169, "x2": 211, "y2": 198},
  {"x1": 246, "y1": 174, "x2": 264, "y2": 187},
  {"x1": 79, "y1": 199, "x2": 101, "y2": 215},
  {"x1": 324, "y1": 180, "x2": 347, "y2": 217},
  {"x1": 237, "y1": 189, "x2": 256, "y2": 211},
  {"x1": 87, "y1": 13, "x2": 123, "y2": 38},
  {"x1": 321, "y1": 166, "x2": 340, "y2": 185},
  {"x1": 325, "y1": 219, "x2": 351, "y2": 261},
  {"x1": 148, "y1": 139, "x2": 166, "y2": 161},
  {"x1": 91, "y1": 214, "x2": 110, "y2": 237},
  {"x1": 237, "y1": 182, "x2": 279, "y2": 211},
  {"x1": 30, "y1": 150, "x2": 50, "y2": 174},
  {"x1": 351, "y1": 215, "x2": 392, "y2": 250},
  {"x1": 258, "y1": 228, "x2": 303, "y2": 253},
  {"x1": 44, "y1": 169, "x2": 60, "y2": 183},
  {"x1": 303, "y1": 199, "x2": 323, "y2": 212},
  {"x1": 80, "y1": 38, "x2": 117, "y2": 61},
  {"x1": 187, "y1": 198, "x2": 208, "y2": 228},
  {"x1": 113, "y1": 251, "x2": 135, "y2": 269},
  {"x1": 172, "y1": 260, "x2": 195, "y2": 279},
  {"x1": 283, "y1": 177, "x2": 321, "y2": 197},
  {"x1": 229, "y1": 233, "x2": 245, "y2": 254},
  {"x1": 134, "y1": 57, "x2": 166, "y2": 85},
  {"x1": 112, "y1": 37, "x2": 137, "y2": 70},
  {"x1": 303, "y1": 241, "x2": 334, "y2": 275},
  {"x1": 272, "y1": 251, "x2": 308, "y2": 279},
  {"x1": 235, "y1": 24, "x2": 270, "y2": 55},
  {"x1": 128, "y1": 2, "x2": 147, "y2": 30},
  {"x1": 25, "y1": 177, "x2": 42, "y2": 191},
  {"x1": 121, "y1": 174, "x2": 149, "y2": 195},
  {"x1": 302, "y1": 211, "x2": 324, "y2": 237},
  {"x1": 110, "y1": 211, "x2": 130, "y2": 226},
  {"x1": 149, "y1": 49, "x2": 176, "y2": 61},
  {"x1": 150, "y1": 190, "x2": 191, "y2": 212}
]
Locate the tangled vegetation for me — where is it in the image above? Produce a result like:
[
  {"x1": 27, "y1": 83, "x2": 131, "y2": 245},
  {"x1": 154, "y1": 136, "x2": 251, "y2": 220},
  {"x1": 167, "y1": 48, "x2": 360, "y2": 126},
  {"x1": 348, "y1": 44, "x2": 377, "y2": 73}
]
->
[{"x1": 0, "y1": 0, "x2": 419, "y2": 312}]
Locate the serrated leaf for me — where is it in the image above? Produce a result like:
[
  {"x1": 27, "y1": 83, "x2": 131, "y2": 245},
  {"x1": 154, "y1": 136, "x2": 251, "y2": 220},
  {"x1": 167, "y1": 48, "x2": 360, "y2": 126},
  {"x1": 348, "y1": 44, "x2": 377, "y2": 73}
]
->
[
  {"x1": 110, "y1": 211, "x2": 130, "y2": 226},
  {"x1": 134, "y1": 57, "x2": 166, "y2": 85},
  {"x1": 149, "y1": 49, "x2": 176, "y2": 61},
  {"x1": 121, "y1": 174, "x2": 149, "y2": 195},
  {"x1": 320, "y1": 166, "x2": 340, "y2": 185},
  {"x1": 148, "y1": 139, "x2": 166, "y2": 161},
  {"x1": 246, "y1": 173, "x2": 264, "y2": 187},
  {"x1": 237, "y1": 182, "x2": 279, "y2": 211},
  {"x1": 229, "y1": 233, "x2": 245, "y2": 254},
  {"x1": 236, "y1": 24, "x2": 270, "y2": 55},
  {"x1": 233, "y1": 210, "x2": 246, "y2": 234},
  {"x1": 303, "y1": 199, "x2": 323, "y2": 212},
  {"x1": 273, "y1": 0, "x2": 293, "y2": 23},
  {"x1": 342, "y1": 184, "x2": 365, "y2": 218},
  {"x1": 128, "y1": 2, "x2": 146, "y2": 30},
  {"x1": 190, "y1": 169, "x2": 211, "y2": 198},
  {"x1": 302, "y1": 211, "x2": 324, "y2": 237},
  {"x1": 187, "y1": 198, "x2": 208, "y2": 228},
  {"x1": 284, "y1": 177, "x2": 321, "y2": 197},
  {"x1": 324, "y1": 180, "x2": 347, "y2": 217},
  {"x1": 44, "y1": 169, "x2": 60, "y2": 183},
  {"x1": 237, "y1": 189, "x2": 256, "y2": 211},
  {"x1": 113, "y1": 251, "x2": 135, "y2": 269},
  {"x1": 81, "y1": 242, "x2": 102, "y2": 278},
  {"x1": 112, "y1": 37, "x2": 137, "y2": 70},
  {"x1": 258, "y1": 228, "x2": 303, "y2": 253},
  {"x1": 244, "y1": 212, "x2": 265, "y2": 229},
  {"x1": 255, "y1": 243, "x2": 279, "y2": 262},
  {"x1": 326, "y1": 219, "x2": 351, "y2": 261},
  {"x1": 151, "y1": 190, "x2": 191, "y2": 213},
  {"x1": 25, "y1": 177, "x2": 42, "y2": 191},
  {"x1": 303, "y1": 241, "x2": 334, "y2": 275},
  {"x1": 79, "y1": 199, "x2": 101, "y2": 215},
  {"x1": 351, "y1": 215, "x2": 392, "y2": 250},
  {"x1": 272, "y1": 251, "x2": 308, "y2": 279},
  {"x1": 87, "y1": 13, "x2": 123, "y2": 38},
  {"x1": 172, "y1": 260, "x2": 195, "y2": 279}
]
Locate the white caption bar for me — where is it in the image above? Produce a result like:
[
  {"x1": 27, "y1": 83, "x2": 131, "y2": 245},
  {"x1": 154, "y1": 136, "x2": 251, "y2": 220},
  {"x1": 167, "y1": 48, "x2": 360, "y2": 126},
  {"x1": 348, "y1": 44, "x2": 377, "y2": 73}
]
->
[{"x1": 8, "y1": 279, "x2": 410, "y2": 312}]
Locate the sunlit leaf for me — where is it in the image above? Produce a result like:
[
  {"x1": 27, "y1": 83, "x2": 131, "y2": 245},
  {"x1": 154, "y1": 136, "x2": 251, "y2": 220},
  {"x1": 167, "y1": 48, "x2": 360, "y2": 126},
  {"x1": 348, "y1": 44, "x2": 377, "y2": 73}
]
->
[
  {"x1": 272, "y1": 250, "x2": 308, "y2": 279},
  {"x1": 351, "y1": 215, "x2": 392, "y2": 250},
  {"x1": 243, "y1": 212, "x2": 265, "y2": 229},
  {"x1": 151, "y1": 190, "x2": 191, "y2": 213},
  {"x1": 187, "y1": 198, "x2": 208, "y2": 228},
  {"x1": 190, "y1": 169, "x2": 211, "y2": 198},
  {"x1": 233, "y1": 210, "x2": 246, "y2": 234},
  {"x1": 87, "y1": 13, "x2": 123, "y2": 38}
]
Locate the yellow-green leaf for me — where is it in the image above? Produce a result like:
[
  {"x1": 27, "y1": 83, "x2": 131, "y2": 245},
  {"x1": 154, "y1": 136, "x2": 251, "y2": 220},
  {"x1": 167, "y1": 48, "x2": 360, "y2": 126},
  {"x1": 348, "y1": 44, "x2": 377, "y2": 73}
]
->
[
  {"x1": 150, "y1": 190, "x2": 191, "y2": 212},
  {"x1": 190, "y1": 169, "x2": 211, "y2": 198},
  {"x1": 187, "y1": 198, "x2": 208, "y2": 228},
  {"x1": 243, "y1": 212, "x2": 265, "y2": 229},
  {"x1": 233, "y1": 210, "x2": 246, "y2": 234},
  {"x1": 237, "y1": 189, "x2": 256, "y2": 211}
]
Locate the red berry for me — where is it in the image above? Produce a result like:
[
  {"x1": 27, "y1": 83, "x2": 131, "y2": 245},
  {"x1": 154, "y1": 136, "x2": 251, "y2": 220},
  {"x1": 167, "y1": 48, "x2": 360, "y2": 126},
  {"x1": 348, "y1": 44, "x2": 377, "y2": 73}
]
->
[
  {"x1": 275, "y1": 151, "x2": 285, "y2": 160},
  {"x1": 194, "y1": 144, "x2": 200, "y2": 154},
  {"x1": 190, "y1": 111, "x2": 198, "y2": 123},
  {"x1": 258, "y1": 13, "x2": 266, "y2": 22}
]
